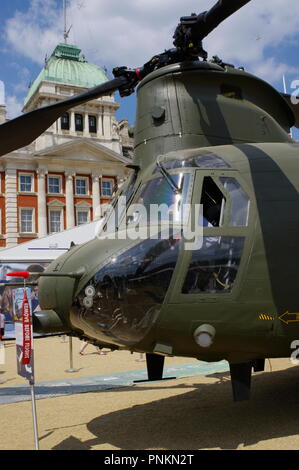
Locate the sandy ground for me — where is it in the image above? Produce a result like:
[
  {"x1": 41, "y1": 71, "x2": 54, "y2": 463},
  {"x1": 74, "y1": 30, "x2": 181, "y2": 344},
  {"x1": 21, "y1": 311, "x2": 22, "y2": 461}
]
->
[{"x1": 0, "y1": 336, "x2": 299, "y2": 450}]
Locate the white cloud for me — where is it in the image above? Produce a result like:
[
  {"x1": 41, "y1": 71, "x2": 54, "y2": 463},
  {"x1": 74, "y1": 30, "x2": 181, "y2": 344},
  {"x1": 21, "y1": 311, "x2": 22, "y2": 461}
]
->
[
  {"x1": 4, "y1": 0, "x2": 61, "y2": 64},
  {"x1": 0, "y1": 81, "x2": 5, "y2": 106},
  {"x1": 8, "y1": 63, "x2": 31, "y2": 94},
  {"x1": 252, "y1": 57, "x2": 299, "y2": 83},
  {"x1": 6, "y1": 95, "x2": 23, "y2": 119},
  {"x1": 4, "y1": 0, "x2": 299, "y2": 84}
]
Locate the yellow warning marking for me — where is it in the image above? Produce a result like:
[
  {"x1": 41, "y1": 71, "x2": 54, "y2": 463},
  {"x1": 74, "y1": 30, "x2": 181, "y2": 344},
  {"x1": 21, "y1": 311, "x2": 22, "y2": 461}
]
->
[{"x1": 258, "y1": 314, "x2": 275, "y2": 321}]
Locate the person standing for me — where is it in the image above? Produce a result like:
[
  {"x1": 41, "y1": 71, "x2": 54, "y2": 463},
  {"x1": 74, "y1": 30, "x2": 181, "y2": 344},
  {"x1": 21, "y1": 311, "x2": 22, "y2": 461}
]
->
[{"x1": 0, "y1": 308, "x2": 5, "y2": 340}]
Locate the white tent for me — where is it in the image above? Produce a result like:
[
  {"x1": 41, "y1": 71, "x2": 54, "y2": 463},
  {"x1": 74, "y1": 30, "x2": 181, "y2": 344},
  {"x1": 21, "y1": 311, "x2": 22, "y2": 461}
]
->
[
  {"x1": 1, "y1": 219, "x2": 104, "y2": 338},
  {"x1": 0, "y1": 219, "x2": 103, "y2": 263}
]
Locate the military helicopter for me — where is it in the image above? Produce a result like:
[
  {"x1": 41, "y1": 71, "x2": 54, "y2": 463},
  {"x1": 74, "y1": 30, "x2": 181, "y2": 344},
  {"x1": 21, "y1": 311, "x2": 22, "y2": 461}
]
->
[{"x1": 2, "y1": 0, "x2": 299, "y2": 402}]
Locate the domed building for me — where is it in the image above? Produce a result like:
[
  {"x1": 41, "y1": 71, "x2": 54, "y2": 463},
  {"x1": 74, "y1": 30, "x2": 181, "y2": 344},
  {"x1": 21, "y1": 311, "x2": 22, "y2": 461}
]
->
[
  {"x1": 0, "y1": 42, "x2": 133, "y2": 248},
  {"x1": 25, "y1": 43, "x2": 109, "y2": 106}
]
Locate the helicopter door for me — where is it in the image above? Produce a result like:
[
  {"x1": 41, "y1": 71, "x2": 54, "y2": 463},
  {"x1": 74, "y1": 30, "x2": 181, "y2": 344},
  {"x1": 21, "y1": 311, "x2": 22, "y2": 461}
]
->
[{"x1": 167, "y1": 170, "x2": 252, "y2": 302}]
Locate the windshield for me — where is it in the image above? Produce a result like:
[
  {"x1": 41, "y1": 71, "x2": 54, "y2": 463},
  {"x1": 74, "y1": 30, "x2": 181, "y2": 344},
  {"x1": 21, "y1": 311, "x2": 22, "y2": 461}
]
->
[
  {"x1": 127, "y1": 172, "x2": 192, "y2": 226},
  {"x1": 100, "y1": 170, "x2": 138, "y2": 234}
]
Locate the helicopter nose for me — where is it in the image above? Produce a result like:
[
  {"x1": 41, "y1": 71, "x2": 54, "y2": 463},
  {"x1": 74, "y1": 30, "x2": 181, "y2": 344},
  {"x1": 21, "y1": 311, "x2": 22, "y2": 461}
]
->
[
  {"x1": 69, "y1": 233, "x2": 182, "y2": 348},
  {"x1": 36, "y1": 244, "x2": 89, "y2": 334},
  {"x1": 36, "y1": 272, "x2": 81, "y2": 334},
  {"x1": 36, "y1": 230, "x2": 182, "y2": 345}
]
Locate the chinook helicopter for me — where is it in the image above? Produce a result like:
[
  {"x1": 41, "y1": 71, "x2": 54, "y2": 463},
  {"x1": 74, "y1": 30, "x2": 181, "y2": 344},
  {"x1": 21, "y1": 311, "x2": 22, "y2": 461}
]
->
[{"x1": 2, "y1": 0, "x2": 299, "y2": 402}]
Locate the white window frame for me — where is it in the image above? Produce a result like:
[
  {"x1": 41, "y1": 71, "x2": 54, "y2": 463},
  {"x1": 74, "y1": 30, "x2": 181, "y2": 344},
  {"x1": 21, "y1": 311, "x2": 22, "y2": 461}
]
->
[
  {"x1": 101, "y1": 178, "x2": 115, "y2": 198},
  {"x1": 48, "y1": 174, "x2": 62, "y2": 195},
  {"x1": 19, "y1": 173, "x2": 34, "y2": 193},
  {"x1": 76, "y1": 208, "x2": 90, "y2": 226},
  {"x1": 19, "y1": 207, "x2": 36, "y2": 234},
  {"x1": 48, "y1": 207, "x2": 64, "y2": 234},
  {"x1": 75, "y1": 176, "x2": 89, "y2": 196}
]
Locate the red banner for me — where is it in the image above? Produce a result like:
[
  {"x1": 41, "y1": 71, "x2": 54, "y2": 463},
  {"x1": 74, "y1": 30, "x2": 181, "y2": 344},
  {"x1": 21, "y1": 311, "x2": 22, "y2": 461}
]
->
[{"x1": 22, "y1": 290, "x2": 32, "y2": 365}]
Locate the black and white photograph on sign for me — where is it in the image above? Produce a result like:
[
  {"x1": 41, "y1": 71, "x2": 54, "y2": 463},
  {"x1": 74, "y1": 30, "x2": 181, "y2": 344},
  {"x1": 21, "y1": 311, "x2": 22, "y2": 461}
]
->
[
  {"x1": 16, "y1": 345, "x2": 34, "y2": 383},
  {"x1": 0, "y1": 263, "x2": 48, "y2": 340}
]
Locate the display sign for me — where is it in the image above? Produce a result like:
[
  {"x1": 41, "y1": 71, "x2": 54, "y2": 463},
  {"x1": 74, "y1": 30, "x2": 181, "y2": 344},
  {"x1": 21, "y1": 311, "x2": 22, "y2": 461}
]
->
[
  {"x1": 0, "y1": 262, "x2": 48, "y2": 340},
  {"x1": 21, "y1": 290, "x2": 32, "y2": 365},
  {"x1": 12, "y1": 281, "x2": 39, "y2": 449},
  {"x1": 13, "y1": 288, "x2": 34, "y2": 382}
]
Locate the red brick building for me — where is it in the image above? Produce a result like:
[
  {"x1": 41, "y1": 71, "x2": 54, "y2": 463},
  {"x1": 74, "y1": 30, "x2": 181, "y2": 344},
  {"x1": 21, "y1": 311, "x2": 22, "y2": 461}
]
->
[{"x1": 0, "y1": 43, "x2": 132, "y2": 249}]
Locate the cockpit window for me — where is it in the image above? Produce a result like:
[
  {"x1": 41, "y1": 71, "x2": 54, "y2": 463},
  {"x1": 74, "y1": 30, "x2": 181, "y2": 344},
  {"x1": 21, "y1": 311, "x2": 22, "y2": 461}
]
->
[
  {"x1": 182, "y1": 236, "x2": 245, "y2": 294},
  {"x1": 127, "y1": 173, "x2": 192, "y2": 226},
  {"x1": 153, "y1": 154, "x2": 230, "y2": 173},
  {"x1": 181, "y1": 173, "x2": 249, "y2": 295},
  {"x1": 201, "y1": 177, "x2": 226, "y2": 227},
  {"x1": 200, "y1": 176, "x2": 250, "y2": 228},
  {"x1": 219, "y1": 178, "x2": 250, "y2": 227}
]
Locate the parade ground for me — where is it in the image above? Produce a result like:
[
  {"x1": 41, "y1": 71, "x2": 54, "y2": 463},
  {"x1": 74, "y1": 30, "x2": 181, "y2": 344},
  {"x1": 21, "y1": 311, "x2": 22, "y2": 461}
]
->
[{"x1": 0, "y1": 336, "x2": 299, "y2": 450}]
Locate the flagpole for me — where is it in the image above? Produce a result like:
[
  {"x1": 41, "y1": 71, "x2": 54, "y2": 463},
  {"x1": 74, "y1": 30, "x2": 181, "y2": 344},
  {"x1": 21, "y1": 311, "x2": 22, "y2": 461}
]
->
[
  {"x1": 65, "y1": 336, "x2": 79, "y2": 373},
  {"x1": 63, "y1": 0, "x2": 67, "y2": 43},
  {"x1": 23, "y1": 276, "x2": 39, "y2": 450},
  {"x1": 283, "y1": 74, "x2": 293, "y2": 139},
  {"x1": 30, "y1": 379, "x2": 39, "y2": 450},
  {"x1": 283, "y1": 74, "x2": 287, "y2": 95},
  {"x1": 7, "y1": 271, "x2": 40, "y2": 450}
]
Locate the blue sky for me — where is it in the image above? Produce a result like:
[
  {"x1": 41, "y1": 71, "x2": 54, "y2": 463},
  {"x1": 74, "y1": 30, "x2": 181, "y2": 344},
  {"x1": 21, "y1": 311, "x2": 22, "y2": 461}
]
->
[{"x1": 1, "y1": 0, "x2": 299, "y2": 138}]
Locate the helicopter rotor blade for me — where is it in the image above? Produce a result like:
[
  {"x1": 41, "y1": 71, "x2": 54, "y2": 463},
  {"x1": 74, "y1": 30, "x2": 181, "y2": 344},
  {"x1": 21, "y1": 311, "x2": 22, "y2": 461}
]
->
[
  {"x1": 0, "y1": 76, "x2": 127, "y2": 157},
  {"x1": 203, "y1": 0, "x2": 252, "y2": 38},
  {"x1": 180, "y1": 0, "x2": 252, "y2": 41}
]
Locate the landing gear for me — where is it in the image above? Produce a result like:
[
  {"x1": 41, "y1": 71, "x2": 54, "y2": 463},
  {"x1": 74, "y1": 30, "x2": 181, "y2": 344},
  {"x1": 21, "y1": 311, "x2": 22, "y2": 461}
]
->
[
  {"x1": 229, "y1": 359, "x2": 266, "y2": 401},
  {"x1": 229, "y1": 362, "x2": 252, "y2": 402},
  {"x1": 146, "y1": 353, "x2": 165, "y2": 381},
  {"x1": 133, "y1": 353, "x2": 176, "y2": 383},
  {"x1": 252, "y1": 358, "x2": 265, "y2": 373}
]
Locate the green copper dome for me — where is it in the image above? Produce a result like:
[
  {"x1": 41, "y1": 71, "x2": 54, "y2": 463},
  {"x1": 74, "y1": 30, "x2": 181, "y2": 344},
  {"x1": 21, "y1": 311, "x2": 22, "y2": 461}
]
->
[{"x1": 24, "y1": 43, "x2": 109, "y2": 106}]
